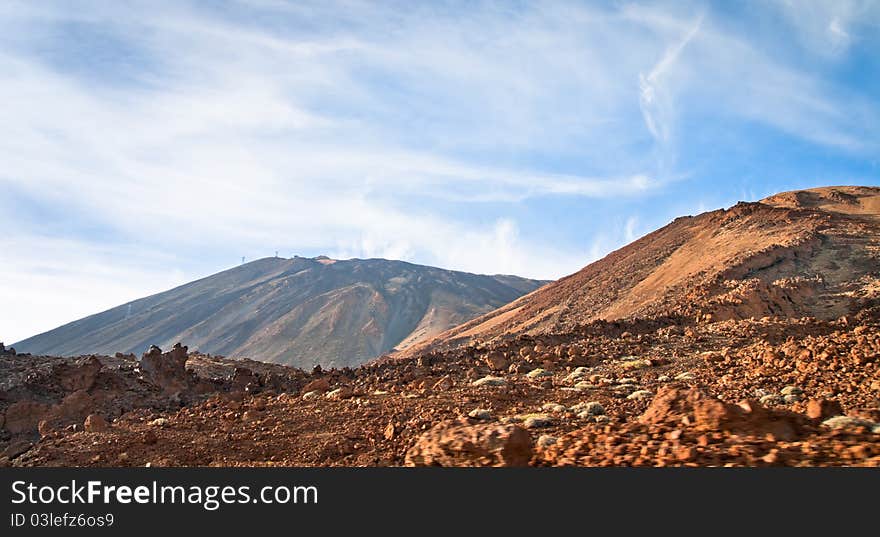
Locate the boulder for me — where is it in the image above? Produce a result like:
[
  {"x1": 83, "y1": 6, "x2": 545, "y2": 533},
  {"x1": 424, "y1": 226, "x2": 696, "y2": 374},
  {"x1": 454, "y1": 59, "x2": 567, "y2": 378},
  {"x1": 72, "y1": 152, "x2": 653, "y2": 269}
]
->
[
  {"x1": 483, "y1": 350, "x2": 509, "y2": 371},
  {"x1": 471, "y1": 376, "x2": 507, "y2": 387},
  {"x1": 325, "y1": 386, "x2": 353, "y2": 400},
  {"x1": 140, "y1": 343, "x2": 189, "y2": 395},
  {"x1": 806, "y1": 399, "x2": 843, "y2": 421},
  {"x1": 52, "y1": 356, "x2": 103, "y2": 392},
  {"x1": 525, "y1": 368, "x2": 553, "y2": 380},
  {"x1": 302, "y1": 378, "x2": 331, "y2": 393},
  {"x1": 821, "y1": 415, "x2": 877, "y2": 431},
  {"x1": 2, "y1": 440, "x2": 32, "y2": 460},
  {"x1": 468, "y1": 409, "x2": 493, "y2": 420},
  {"x1": 83, "y1": 414, "x2": 110, "y2": 433},
  {"x1": 536, "y1": 435, "x2": 558, "y2": 448},
  {"x1": 4, "y1": 400, "x2": 51, "y2": 435},
  {"x1": 231, "y1": 367, "x2": 261, "y2": 392},
  {"x1": 405, "y1": 418, "x2": 533, "y2": 467},
  {"x1": 38, "y1": 390, "x2": 96, "y2": 432},
  {"x1": 570, "y1": 401, "x2": 605, "y2": 416},
  {"x1": 640, "y1": 386, "x2": 807, "y2": 441},
  {"x1": 521, "y1": 414, "x2": 554, "y2": 429}
]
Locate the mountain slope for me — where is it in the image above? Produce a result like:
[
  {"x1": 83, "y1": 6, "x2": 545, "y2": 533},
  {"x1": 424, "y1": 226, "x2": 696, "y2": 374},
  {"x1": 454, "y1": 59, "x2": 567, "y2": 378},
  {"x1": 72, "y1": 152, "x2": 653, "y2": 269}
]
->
[
  {"x1": 406, "y1": 186, "x2": 880, "y2": 353},
  {"x1": 13, "y1": 256, "x2": 546, "y2": 368}
]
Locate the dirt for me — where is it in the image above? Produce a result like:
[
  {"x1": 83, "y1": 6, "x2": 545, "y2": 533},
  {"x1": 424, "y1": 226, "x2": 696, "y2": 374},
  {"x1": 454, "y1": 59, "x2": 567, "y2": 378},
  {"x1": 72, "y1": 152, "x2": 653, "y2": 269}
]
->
[{"x1": 1, "y1": 312, "x2": 876, "y2": 467}]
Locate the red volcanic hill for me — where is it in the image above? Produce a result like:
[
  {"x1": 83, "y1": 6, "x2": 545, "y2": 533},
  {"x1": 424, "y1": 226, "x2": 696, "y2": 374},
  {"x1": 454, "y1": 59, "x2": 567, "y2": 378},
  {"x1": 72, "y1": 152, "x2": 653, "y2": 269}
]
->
[{"x1": 404, "y1": 186, "x2": 880, "y2": 353}]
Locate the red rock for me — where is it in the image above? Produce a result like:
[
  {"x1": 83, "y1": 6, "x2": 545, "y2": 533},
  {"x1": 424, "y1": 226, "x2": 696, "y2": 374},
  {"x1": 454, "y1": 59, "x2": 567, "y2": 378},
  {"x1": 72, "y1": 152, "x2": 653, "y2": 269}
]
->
[
  {"x1": 83, "y1": 414, "x2": 110, "y2": 433},
  {"x1": 52, "y1": 356, "x2": 103, "y2": 392},
  {"x1": 143, "y1": 430, "x2": 158, "y2": 445},
  {"x1": 762, "y1": 450, "x2": 780, "y2": 464},
  {"x1": 384, "y1": 422, "x2": 396, "y2": 440},
  {"x1": 640, "y1": 386, "x2": 806, "y2": 441},
  {"x1": 52, "y1": 390, "x2": 95, "y2": 423},
  {"x1": 675, "y1": 446, "x2": 695, "y2": 461},
  {"x1": 639, "y1": 387, "x2": 701, "y2": 425},
  {"x1": 302, "y1": 378, "x2": 331, "y2": 393},
  {"x1": 405, "y1": 418, "x2": 533, "y2": 467},
  {"x1": 231, "y1": 367, "x2": 260, "y2": 392},
  {"x1": 38, "y1": 419, "x2": 55, "y2": 437},
  {"x1": 4, "y1": 400, "x2": 51, "y2": 435},
  {"x1": 806, "y1": 399, "x2": 843, "y2": 420},
  {"x1": 483, "y1": 350, "x2": 509, "y2": 371}
]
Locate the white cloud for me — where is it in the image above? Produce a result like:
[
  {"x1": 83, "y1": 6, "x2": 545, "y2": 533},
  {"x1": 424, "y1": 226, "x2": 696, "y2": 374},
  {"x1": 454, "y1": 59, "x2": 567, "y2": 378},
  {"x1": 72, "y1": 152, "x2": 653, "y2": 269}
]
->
[
  {"x1": 624, "y1": 216, "x2": 640, "y2": 243},
  {"x1": 639, "y1": 13, "x2": 704, "y2": 142},
  {"x1": 828, "y1": 16, "x2": 851, "y2": 50},
  {"x1": 0, "y1": 0, "x2": 877, "y2": 341},
  {"x1": 770, "y1": 0, "x2": 878, "y2": 56}
]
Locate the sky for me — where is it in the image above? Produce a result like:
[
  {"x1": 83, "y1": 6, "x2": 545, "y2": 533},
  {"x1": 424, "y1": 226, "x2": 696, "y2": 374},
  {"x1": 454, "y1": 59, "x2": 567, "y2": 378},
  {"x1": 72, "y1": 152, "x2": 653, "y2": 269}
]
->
[{"x1": 1, "y1": 0, "x2": 879, "y2": 344}]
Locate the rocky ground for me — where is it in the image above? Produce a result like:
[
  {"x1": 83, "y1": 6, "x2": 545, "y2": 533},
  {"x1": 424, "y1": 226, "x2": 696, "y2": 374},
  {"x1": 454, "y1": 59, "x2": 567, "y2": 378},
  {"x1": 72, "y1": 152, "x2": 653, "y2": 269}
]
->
[{"x1": 3, "y1": 309, "x2": 878, "y2": 467}]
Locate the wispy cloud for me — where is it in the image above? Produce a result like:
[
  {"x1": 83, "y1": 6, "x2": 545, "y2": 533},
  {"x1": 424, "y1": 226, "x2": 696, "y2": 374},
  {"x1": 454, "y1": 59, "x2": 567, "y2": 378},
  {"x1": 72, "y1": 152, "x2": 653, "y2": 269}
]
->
[
  {"x1": 769, "y1": 0, "x2": 879, "y2": 56},
  {"x1": 639, "y1": 12, "x2": 704, "y2": 143}
]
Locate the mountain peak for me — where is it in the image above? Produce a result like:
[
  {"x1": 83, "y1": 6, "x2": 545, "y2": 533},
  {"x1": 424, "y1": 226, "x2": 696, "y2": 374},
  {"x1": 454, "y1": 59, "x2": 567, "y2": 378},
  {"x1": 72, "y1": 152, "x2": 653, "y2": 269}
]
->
[
  {"x1": 759, "y1": 185, "x2": 880, "y2": 221},
  {"x1": 14, "y1": 258, "x2": 545, "y2": 369}
]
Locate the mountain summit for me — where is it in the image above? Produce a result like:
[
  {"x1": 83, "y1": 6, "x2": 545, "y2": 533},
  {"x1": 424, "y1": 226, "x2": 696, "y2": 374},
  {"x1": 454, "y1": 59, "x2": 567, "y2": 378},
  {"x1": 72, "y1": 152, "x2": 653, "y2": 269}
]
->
[{"x1": 14, "y1": 256, "x2": 546, "y2": 368}]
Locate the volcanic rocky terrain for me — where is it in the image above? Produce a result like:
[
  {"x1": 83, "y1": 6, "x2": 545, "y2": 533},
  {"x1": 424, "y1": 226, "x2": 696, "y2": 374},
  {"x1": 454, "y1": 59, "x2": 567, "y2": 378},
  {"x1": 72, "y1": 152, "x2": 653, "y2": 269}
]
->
[{"x1": 2, "y1": 186, "x2": 879, "y2": 467}]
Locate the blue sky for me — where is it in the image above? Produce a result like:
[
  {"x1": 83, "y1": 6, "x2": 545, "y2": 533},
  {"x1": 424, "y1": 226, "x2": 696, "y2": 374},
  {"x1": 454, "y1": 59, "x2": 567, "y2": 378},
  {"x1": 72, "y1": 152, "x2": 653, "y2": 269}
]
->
[{"x1": 1, "y1": 0, "x2": 879, "y2": 343}]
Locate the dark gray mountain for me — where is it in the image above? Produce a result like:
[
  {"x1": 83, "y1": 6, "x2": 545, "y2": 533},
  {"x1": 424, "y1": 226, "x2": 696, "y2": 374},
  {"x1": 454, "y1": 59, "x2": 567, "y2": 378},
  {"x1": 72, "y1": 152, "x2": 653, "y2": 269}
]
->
[{"x1": 14, "y1": 256, "x2": 547, "y2": 368}]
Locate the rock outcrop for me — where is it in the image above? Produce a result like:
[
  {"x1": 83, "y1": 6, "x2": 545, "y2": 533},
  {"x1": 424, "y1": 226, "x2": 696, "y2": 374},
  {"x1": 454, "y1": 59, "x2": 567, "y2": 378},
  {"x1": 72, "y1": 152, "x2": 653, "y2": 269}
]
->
[{"x1": 405, "y1": 418, "x2": 533, "y2": 467}]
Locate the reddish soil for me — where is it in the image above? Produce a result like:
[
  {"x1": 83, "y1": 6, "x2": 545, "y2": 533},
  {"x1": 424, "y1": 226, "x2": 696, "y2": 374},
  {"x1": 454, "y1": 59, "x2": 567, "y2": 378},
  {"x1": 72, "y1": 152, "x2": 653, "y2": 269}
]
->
[{"x1": 3, "y1": 313, "x2": 877, "y2": 467}]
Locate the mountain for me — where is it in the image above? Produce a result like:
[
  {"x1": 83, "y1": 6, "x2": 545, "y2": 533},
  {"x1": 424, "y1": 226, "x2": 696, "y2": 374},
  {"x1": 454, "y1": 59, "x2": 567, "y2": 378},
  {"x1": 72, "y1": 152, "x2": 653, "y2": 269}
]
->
[
  {"x1": 406, "y1": 186, "x2": 880, "y2": 353},
  {"x1": 13, "y1": 256, "x2": 546, "y2": 368}
]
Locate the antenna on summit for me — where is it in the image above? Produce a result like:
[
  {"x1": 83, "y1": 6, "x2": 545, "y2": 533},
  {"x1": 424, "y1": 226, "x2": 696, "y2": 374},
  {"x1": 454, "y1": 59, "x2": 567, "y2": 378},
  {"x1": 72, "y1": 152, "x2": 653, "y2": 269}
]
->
[
  {"x1": 241, "y1": 256, "x2": 245, "y2": 265},
  {"x1": 275, "y1": 251, "x2": 279, "y2": 258}
]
